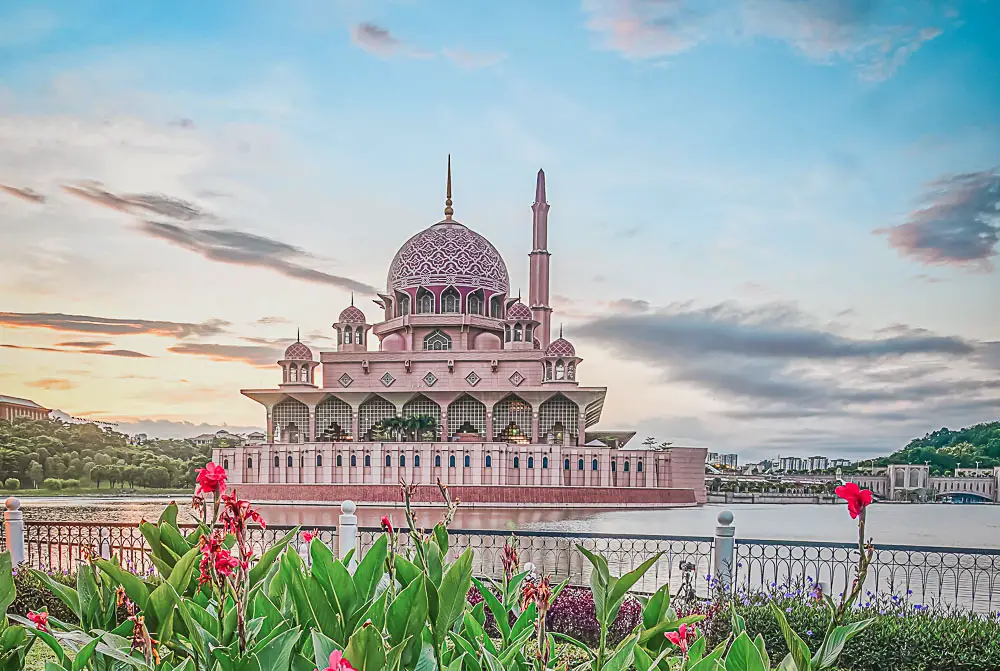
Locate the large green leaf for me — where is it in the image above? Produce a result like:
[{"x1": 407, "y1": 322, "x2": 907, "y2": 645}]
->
[
  {"x1": 352, "y1": 534, "x2": 387, "y2": 602},
  {"x1": 158, "y1": 501, "x2": 179, "y2": 527},
  {"x1": 75, "y1": 564, "x2": 100, "y2": 629},
  {"x1": 251, "y1": 625, "x2": 300, "y2": 671},
  {"x1": 609, "y1": 553, "x2": 663, "y2": 606},
  {"x1": 159, "y1": 521, "x2": 194, "y2": 559},
  {"x1": 345, "y1": 623, "x2": 386, "y2": 671},
  {"x1": 811, "y1": 618, "x2": 874, "y2": 670},
  {"x1": 576, "y1": 545, "x2": 611, "y2": 624},
  {"x1": 386, "y1": 576, "x2": 428, "y2": 646},
  {"x1": 435, "y1": 549, "x2": 472, "y2": 644},
  {"x1": 249, "y1": 528, "x2": 298, "y2": 587},
  {"x1": 305, "y1": 575, "x2": 342, "y2": 642},
  {"x1": 424, "y1": 541, "x2": 444, "y2": 587},
  {"x1": 70, "y1": 636, "x2": 101, "y2": 671},
  {"x1": 94, "y1": 559, "x2": 149, "y2": 610},
  {"x1": 753, "y1": 633, "x2": 771, "y2": 670},
  {"x1": 770, "y1": 602, "x2": 812, "y2": 671},
  {"x1": 602, "y1": 633, "x2": 637, "y2": 671},
  {"x1": 0, "y1": 554, "x2": 15, "y2": 616},
  {"x1": 394, "y1": 557, "x2": 422, "y2": 588},
  {"x1": 311, "y1": 630, "x2": 340, "y2": 671},
  {"x1": 726, "y1": 632, "x2": 768, "y2": 671},
  {"x1": 642, "y1": 583, "x2": 670, "y2": 630},
  {"x1": 471, "y1": 577, "x2": 509, "y2": 642},
  {"x1": 29, "y1": 570, "x2": 80, "y2": 618}
]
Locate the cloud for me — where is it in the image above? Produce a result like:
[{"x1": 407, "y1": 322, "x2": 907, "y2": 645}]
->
[
  {"x1": 62, "y1": 183, "x2": 206, "y2": 220},
  {"x1": 607, "y1": 298, "x2": 651, "y2": 314},
  {"x1": 0, "y1": 185, "x2": 46, "y2": 203},
  {"x1": 1, "y1": 343, "x2": 152, "y2": 358},
  {"x1": 139, "y1": 220, "x2": 378, "y2": 293},
  {"x1": 583, "y1": 0, "x2": 948, "y2": 81},
  {"x1": 25, "y1": 378, "x2": 75, "y2": 391},
  {"x1": 48, "y1": 411, "x2": 263, "y2": 439},
  {"x1": 0, "y1": 311, "x2": 229, "y2": 338},
  {"x1": 442, "y1": 48, "x2": 508, "y2": 70},
  {"x1": 256, "y1": 316, "x2": 290, "y2": 325},
  {"x1": 876, "y1": 168, "x2": 999, "y2": 271},
  {"x1": 55, "y1": 340, "x2": 114, "y2": 348},
  {"x1": 167, "y1": 343, "x2": 281, "y2": 367},
  {"x1": 350, "y1": 23, "x2": 431, "y2": 59}
]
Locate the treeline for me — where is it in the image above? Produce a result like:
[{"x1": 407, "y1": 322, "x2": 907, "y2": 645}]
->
[
  {"x1": 0, "y1": 417, "x2": 214, "y2": 489},
  {"x1": 882, "y1": 421, "x2": 1000, "y2": 474}
]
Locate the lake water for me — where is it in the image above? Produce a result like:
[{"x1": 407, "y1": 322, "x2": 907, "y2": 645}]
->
[{"x1": 18, "y1": 496, "x2": 1000, "y2": 549}]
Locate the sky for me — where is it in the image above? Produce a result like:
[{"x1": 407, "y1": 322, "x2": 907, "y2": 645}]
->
[{"x1": 0, "y1": 0, "x2": 998, "y2": 459}]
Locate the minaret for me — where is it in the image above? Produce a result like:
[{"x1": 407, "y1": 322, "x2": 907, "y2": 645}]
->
[{"x1": 529, "y1": 169, "x2": 552, "y2": 347}]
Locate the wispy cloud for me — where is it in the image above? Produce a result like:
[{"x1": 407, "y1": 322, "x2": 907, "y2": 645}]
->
[
  {"x1": 1, "y1": 343, "x2": 152, "y2": 358},
  {"x1": 350, "y1": 23, "x2": 432, "y2": 59},
  {"x1": 25, "y1": 378, "x2": 75, "y2": 390},
  {"x1": 876, "y1": 168, "x2": 999, "y2": 272},
  {"x1": 442, "y1": 48, "x2": 508, "y2": 70},
  {"x1": 583, "y1": 0, "x2": 948, "y2": 81},
  {"x1": 62, "y1": 183, "x2": 206, "y2": 220},
  {"x1": 167, "y1": 343, "x2": 281, "y2": 367},
  {"x1": 0, "y1": 185, "x2": 46, "y2": 203},
  {"x1": 0, "y1": 311, "x2": 228, "y2": 338}
]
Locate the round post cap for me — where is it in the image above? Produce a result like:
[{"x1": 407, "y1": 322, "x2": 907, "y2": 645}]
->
[
  {"x1": 4, "y1": 497, "x2": 20, "y2": 511},
  {"x1": 717, "y1": 510, "x2": 734, "y2": 525},
  {"x1": 341, "y1": 500, "x2": 357, "y2": 515}
]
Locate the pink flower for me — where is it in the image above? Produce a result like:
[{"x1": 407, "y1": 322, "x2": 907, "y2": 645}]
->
[
  {"x1": 318, "y1": 650, "x2": 357, "y2": 671},
  {"x1": 27, "y1": 610, "x2": 49, "y2": 633},
  {"x1": 195, "y1": 462, "x2": 228, "y2": 496},
  {"x1": 380, "y1": 515, "x2": 393, "y2": 535},
  {"x1": 303, "y1": 529, "x2": 318, "y2": 543},
  {"x1": 835, "y1": 482, "x2": 874, "y2": 519},
  {"x1": 665, "y1": 623, "x2": 693, "y2": 654}
]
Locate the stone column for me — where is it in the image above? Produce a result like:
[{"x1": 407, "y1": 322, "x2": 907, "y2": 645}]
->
[
  {"x1": 440, "y1": 411, "x2": 448, "y2": 441},
  {"x1": 531, "y1": 412, "x2": 540, "y2": 444},
  {"x1": 351, "y1": 410, "x2": 360, "y2": 442},
  {"x1": 308, "y1": 406, "x2": 317, "y2": 443},
  {"x1": 576, "y1": 408, "x2": 587, "y2": 448},
  {"x1": 266, "y1": 409, "x2": 274, "y2": 443},
  {"x1": 485, "y1": 409, "x2": 493, "y2": 442}
]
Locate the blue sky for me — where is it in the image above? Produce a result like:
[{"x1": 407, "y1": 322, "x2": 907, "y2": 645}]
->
[{"x1": 1, "y1": 0, "x2": 997, "y2": 458}]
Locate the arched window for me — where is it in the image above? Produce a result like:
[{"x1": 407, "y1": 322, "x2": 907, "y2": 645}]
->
[
  {"x1": 400, "y1": 455, "x2": 406, "y2": 467},
  {"x1": 544, "y1": 362, "x2": 552, "y2": 380},
  {"x1": 351, "y1": 454, "x2": 358, "y2": 467},
  {"x1": 337, "y1": 329, "x2": 343, "y2": 345},
  {"x1": 468, "y1": 291, "x2": 483, "y2": 315},
  {"x1": 464, "y1": 454, "x2": 471, "y2": 467},
  {"x1": 592, "y1": 459, "x2": 599, "y2": 471},
  {"x1": 414, "y1": 454, "x2": 421, "y2": 468},
  {"x1": 514, "y1": 324, "x2": 523, "y2": 341},
  {"x1": 300, "y1": 455, "x2": 304, "y2": 467},
  {"x1": 567, "y1": 362, "x2": 576, "y2": 380},
  {"x1": 344, "y1": 327, "x2": 353, "y2": 344},
  {"x1": 274, "y1": 456, "x2": 280, "y2": 467},
  {"x1": 543, "y1": 456, "x2": 549, "y2": 469},
  {"x1": 513, "y1": 456, "x2": 520, "y2": 469},
  {"x1": 504, "y1": 325, "x2": 511, "y2": 342},
  {"x1": 564, "y1": 458, "x2": 570, "y2": 470},
  {"x1": 287, "y1": 455, "x2": 293, "y2": 467},
  {"x1": 248, "y1": 457, "x2": 253, "y2": 469},
  {"x1": 364, "y1": 454, "x2": 370, "y2": 467},
  {"x1": 423, "y1": 330, "x2": 452, "y2": 351},
  {"x1": 611, "y1": 460, "x2": 616, "y2": 472},
  {"x1": 435, "y1": 455, "x2": 442, "y2": 467},
  {"x1": 385, "y1": 454, "x2": 392, "y2": 467},
  {"x1": 417, "y1": 289, "x2": 435, "y2": 314},
  {"x1": 528, "y1": 456, "x2": 534, "y2": 469},
  {"x1": 485, "y1": 455, "x2": 492, "y2": 468},
  {"x1": 490, "y1": 295, "x2": 502, "y2": 318},
  {"x1": 442, "y1": 287, "x2": 460, "y2": 313},
  {"x1": 449, "y1": 455, "x2": 456, "y2": 468},
  {"x1": 356, "y1": 330, "x2": 363, "y2": 346},
  {"x1": 555, "y1": 360, "x2": 565, "y2": 380},
  {"x1": 578, "y1": 459, "x2": 584, "y2": 470},
  {"x1": 317, "y1": 454, "x2": 323, "y2": 467},
  {"x1": 526, "y1": 325, "x2": 533, "y2": 342},
  {"x1": 300, "y1": 366, "x2": 309, "y2": 384},
  {"x1": 290, "y1": 366, "x2": 298, "y2": 382},
  {"x1": 624, "y1": 461, "x2": 630, "y2": 472},
  {"x1": 398, "y1": 294, "x2": 411, "y2": 316},
  {"x1": 337, "y1": 455, "x2": 342, "y2": 467},
  {"x1": 637, "y1": 460, "x2": 644, "y2": 473},
  {"x1": 223, "y1": 458, "x2": 229, "y2": 470}
]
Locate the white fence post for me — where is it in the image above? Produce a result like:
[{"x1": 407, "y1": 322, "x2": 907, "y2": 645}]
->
[
  {"x1": 4, "y1": 498, "x2": 25, "y2": 565},
  {"x1": 713, "y1": 510, "x2": 735, "y2": 591},
  {"x1": 339, "y1": 500, "x2": 358, "y2": 570}
]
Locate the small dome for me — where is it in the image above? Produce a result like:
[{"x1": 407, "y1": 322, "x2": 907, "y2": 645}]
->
[
  {"x1": 506, "y1": 301, "x2": 532, "y2": 321},
  {"x1": 284, "y1": 341, "x2": 313, "y2": 360},
  {"x1": 545, "y1": 337, "x2": 576, "y2": 357},
  {"x1": 339, "y1": 305, "x2": 366, "y2": 323}
]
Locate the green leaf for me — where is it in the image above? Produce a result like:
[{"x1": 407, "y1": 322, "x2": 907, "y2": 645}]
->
[
  {"x1": 433, "y1": 524, "x2": 449, "y2": 556},
  {"x1": 168, "y1": 545, "x2": 201, "y2": 596},
  {"x1": 638, "y1": 615, "x2": 706, "y2": 645},
  {"x1": 70, "y1": 636, "x2": 101, "y2": 671},
  {"x1": 249, "y1": 528, "x2": 298, "y2": 586},
  {"x1": 29, "y1": 570, "x2": 80, "y2": 619},
  {"x1": 550, "y1": 632, "x2": 596, "y2": 661},
  {"x1": 602, "y1": 633, "x2": 637, "y2": 671},
  {"x1": 472, "y1": 577, "x2": 510, "y2": 642},
  {"x1": 609, "y1": 552, "x2": 663, "y2": 606},
  {"x1": 0, "y1": 554, "x2": 15, "y2": 616},
  {"x1": 731, "y1": 602, "x2": 747, "y2": 637},
  {"x1": 352, "y1": 534, "x2": 387, "y2": 602},
  {"x1": 508, "y1": 601, "x2": 537, "y2": 647},
  {"x1": 642, "y1": 583, "x2": 671, "y2": 630},
  {"x1": 387, "y1": 576, "x2": 428, "y2": 646},
  {"x1": 345, "y1": 623, "x2": 386, "y2": 671},
  {"x1": 435, "y1": 549, "x2": 473, "y2": 645},
  {"x1": 425, "y1": 541, "x2": 444, "y2": 587},
  {"x1": 94, "y1": 559, "x2": 149, "y2": 610},
  {"x1": 312, "y1": 630, "x2": 339, "y2": 671},
  {"x1": 575, "y1": 545, "x2": 611, "y2": 624},
  {"x1": 75, "y1": 564, "x2": 100, "y2": 629},
  {"x1": 305, "y1": 575, "x2": 342, "y2": 642},
  {"x1": 251, "y1": 625, "x2": 301, "y2": 671},
  {"x1": 158, "y1": 501, "x2": 179, "y2": 527},
  {"x1": 394, "y1": 557, "x2": 422, "y2": 588},
  {"x1": 726, "y1": 632, "x2": 767, "y2": 671},
  {"x1": 811, "y1": 618, "x2": 874, "y2": 670},
  {"x1": 159, "y1": 520, "x2": 194, "y2": 559},
  {"x1": 753, "y1": 633, "x2": 771, "y2": 670},
  {"x1": 769, "y1": 602, "x2": 812, "y2": 671},
  {"x1": 414, "y1": 644, "x2": 437, "y2": 671}
]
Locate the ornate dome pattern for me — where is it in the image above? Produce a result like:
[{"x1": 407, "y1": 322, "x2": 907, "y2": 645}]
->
[
  {"x1": 387, "y1": 222, "x2": 509, "y2": 294},
  {"x1": 338, "y1": 305, "x2": 366, "y2": 323},
  {"x1": 545, "y1": 337, "x2": 576, "y2": 357},
  {"x1": 506, "y1": 301, "x2": 532, "y2": 320},
  {"x1": 283, "y1": 341, "x2": 313, "y2": 360}
]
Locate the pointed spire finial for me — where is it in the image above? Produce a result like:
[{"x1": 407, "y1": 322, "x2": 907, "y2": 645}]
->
[
  {"x1": 296, "y1": 327, "x2": 301, "y2": 342},
  {"x1": 351, "y1": 291, "x2": 354, "y2": 306},
  {"x1": 444, "y1": 154, "x2": 454, "y2": 220},
  {"x1": 559, "y1": 323, "x2": 563, "y2": 338},
  {"x1": 534, "y1": 168, "x2": 546, "y2": 204}
]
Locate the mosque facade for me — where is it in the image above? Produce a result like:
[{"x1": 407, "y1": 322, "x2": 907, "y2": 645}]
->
[{"x1": 215, "y1": 161, "x2": 706, "y2": 506}]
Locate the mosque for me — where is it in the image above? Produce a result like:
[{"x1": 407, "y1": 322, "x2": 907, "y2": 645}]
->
[{"x1": 215, "y1": 160, "x2": 706, "y2": 506}]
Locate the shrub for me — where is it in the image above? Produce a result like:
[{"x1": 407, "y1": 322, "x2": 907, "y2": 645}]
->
[
  {"x1": 3, "y1": 478, "x2": 19, "y2": 490},
  {"x1": 543, "y1": 584, "x2": 642, "y2": 647},
  {"x1": 41, "y1": 478, "x2": 61, "y2": 490},
  {"x1": 60, "y1": 478, "x2": 81, "y2": 489},
  {"x1": 10, "y1": 567, "x2": 76, "y2": 623}
]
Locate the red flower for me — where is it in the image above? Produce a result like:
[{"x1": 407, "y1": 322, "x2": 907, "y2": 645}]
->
[
  {"x1": 318, "y1": 650, "x2": 357, "y2": 671},
  {"x1": 303, "y1": 529, "x2": 318, "y2": 543},
  {"x1": 835, "y1": 482, "x2": 874, "y2": 519},
  {"x1": 380, "y1": 515, "x2": 393, "y2": 534},
  {"x1": 213, "y1": 549, "x2": 239, "y2": 577},
  {"x1": 219, "y1": 491, "x2": 266, "y2": 535},
  {"x1": 665, "y1": 623, "x2": 694, "y2": 654},
  {"x1": 27, "y1": 610, "x2": 49, "y2": 633},
  {"x1": 195, "y1": 462, "x2": 227, "y2": 496}
]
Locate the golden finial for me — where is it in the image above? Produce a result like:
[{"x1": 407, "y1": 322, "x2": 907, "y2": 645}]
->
[{"x1": 444, "y1": 154, "x2": 454, "y2": 220}]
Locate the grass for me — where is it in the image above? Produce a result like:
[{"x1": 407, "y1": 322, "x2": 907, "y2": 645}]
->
[
  {"x1": 2, "y1": 487, "x2": 190, "y2": 498},
  {"x1": 25, "y1": 643, "x2": 58, "y2": 671}
]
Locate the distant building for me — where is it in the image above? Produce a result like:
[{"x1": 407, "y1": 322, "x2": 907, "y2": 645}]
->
[
  {"x1": 0, "y1": 395, "x2": 50, "y2": 422},
  {"x1": 807, "y1": 456, "x2": 829, "y2": 472},
  {"x1": 845, "y1": 464, "x2": 1000, "y2": 503},
  {"x1": 830, "y1": 458, "x2": 852, "y2": 468},
  {"x1": 246, "y1": 431, "x2": 267, "y2": 444},
  {"x1": 132, "y1": 433, "x2": 148, "y2": 445},
  {"x1": 779, "y1": 456, "x2": 807, "y2": 472},
  {"x1": 193, "y1": 429, "x2": 244, "y2": 446},
  {"x1": 706, "y1": 453, "x2": 738, "y2": 469}
]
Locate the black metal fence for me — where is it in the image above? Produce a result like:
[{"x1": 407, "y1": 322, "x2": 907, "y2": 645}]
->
[{"x1": 14, "y1": 521, "x2": 1000, "y2": 613}]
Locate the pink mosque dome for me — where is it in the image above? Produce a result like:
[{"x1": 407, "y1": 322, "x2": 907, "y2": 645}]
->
[
  {"x1": 283, "y1": 340, "x2": 313, "y2": 361},
  {"x1": 338, "y1": 305, "x2": 366, "y2": 323},
  {"x1": 506, "y1": 300, "x2": 532, "y2": 320},
  {"x1": 387, "y1": 220, "x2": 509, "y2": 295},
  {"x1": 545, "y1": 336, "x2": 576, "y2": 357}
]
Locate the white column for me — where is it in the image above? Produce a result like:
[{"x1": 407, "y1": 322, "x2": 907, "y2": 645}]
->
[
  {"x1": 338, "y1": 500, "x2": 358, "y2": 570},
  {"x1": 713, "y1": 510, "x2": 736, "y2": 589},
  {"x1": 3, "y1": 498, "x2": 25, "y2": 565}
]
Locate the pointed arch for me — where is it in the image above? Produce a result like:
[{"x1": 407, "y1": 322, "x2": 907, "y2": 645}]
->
[
  {"x1": 396, "y1": 291, "x2": 411, "y2": 317},
  {"x1": 316, "y1": 396, "x2": 352, "y2": 441},
  {"x1": 402, "y1": 394, "x2": 441, "y2": 440},
  {"x1": 467, "y1": 289, "x2": 484, "y2": 315},
  {"x1": 273, "y1": 397, "x2": 308, "y2": 443},
  {"x1": 539, "y1": 394, "x2": 579, "y2": 445},
  {"x1": 493, "y1": 394, "x2": 532, "y2": 443},
  {"x1": 448, "y1": 394, "x2": 486, "y2": 439},
  {"x1": 490, "y1": 294, "x2": 503, "y2": 318},
  {"x1": 416, "y1": 287, "x2": 435, "y2": 314},
  {"x1": 358, "y1": 395, "x2": 395, "y2": 440},
  {"x1": 441, "y1": 286, "x2": 461, "y2": 313},
  {"x1": 423, "y1": 329, "x2": 452, "y2": 351}
]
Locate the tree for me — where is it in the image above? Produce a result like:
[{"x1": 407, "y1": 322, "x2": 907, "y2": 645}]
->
[
  {"x1": 642, "y1": 436, "x2": 656, "y2": 449},
  {"x1": 4, "y1": 478, "x2": 19, "y2": 490},
  {"x1": 26, "y1": 461, "x2": 43, "y2": 489},
  {"x1": 144, "y1": 466, "x2": 171, "y2": 488},
  {"x1": 90, "y1": 466, "x2": 107, "y2": 489},
  {"x1": 122, "y1": 466, "x2": 142, "y2": 488}
]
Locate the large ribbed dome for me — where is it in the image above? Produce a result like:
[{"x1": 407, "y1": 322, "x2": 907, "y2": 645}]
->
[{"x1": 387, "y1": 221, "x2": 509, "y2": 294}]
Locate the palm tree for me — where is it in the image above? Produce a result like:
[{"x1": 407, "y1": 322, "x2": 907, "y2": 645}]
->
[
  {"x1": 375, "y1": 416, "x2": 405, "y2": 441},
  {"x1": 410, "y1": 415, "x2": 438, "y2": 441}
]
